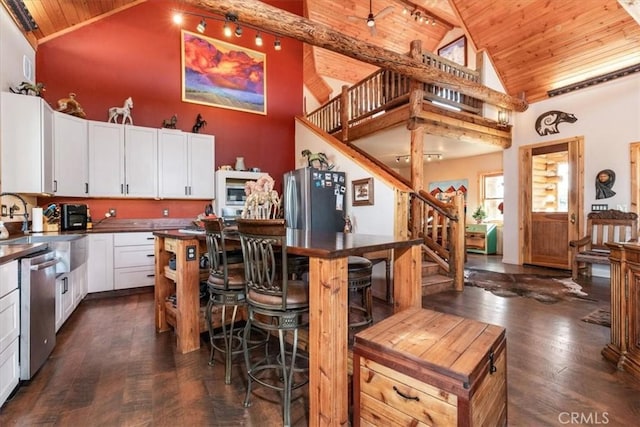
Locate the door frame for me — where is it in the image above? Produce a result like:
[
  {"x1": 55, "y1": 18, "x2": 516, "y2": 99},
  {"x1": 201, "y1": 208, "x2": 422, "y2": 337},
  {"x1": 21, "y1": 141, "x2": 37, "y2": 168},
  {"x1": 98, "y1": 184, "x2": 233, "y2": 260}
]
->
[{"x1": 519, "y1": 136, "x2": 584, "y2": 266}]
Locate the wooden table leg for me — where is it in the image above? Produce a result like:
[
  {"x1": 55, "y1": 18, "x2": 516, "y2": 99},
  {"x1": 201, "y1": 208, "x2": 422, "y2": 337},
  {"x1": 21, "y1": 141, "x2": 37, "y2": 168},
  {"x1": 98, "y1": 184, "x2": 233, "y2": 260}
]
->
[
  {"x1": 174, "y1": 237, "x2": 201, "y2": 354},
  {"x1": 392, "y1": 244, "x2": 422, "y2": 312},
  {"x1": 308, "y1": 256, "x2": 349, "y2": 426}
]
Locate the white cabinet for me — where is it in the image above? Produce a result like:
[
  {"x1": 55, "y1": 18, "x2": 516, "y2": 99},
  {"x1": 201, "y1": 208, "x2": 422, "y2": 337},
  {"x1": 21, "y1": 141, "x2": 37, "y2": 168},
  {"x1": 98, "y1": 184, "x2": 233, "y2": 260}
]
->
[
  {"x1": 0, "y1": 260, "x2": 20, "y2": 407},
  {"x1": 88, "y1": 121, "x2": 158, "y2": 197},
  {"x1": 113, "y1": 232, "x2": 155, "y2": 290},
  {"x1": 0, "y1": 91, "x2": 54, "y2": 194},
  {"x1": 53, "y1": 112, "x2": 89, "y2": 196},
  {"x1": 158, "y1": 129, "x2": 215, "y2": 199},
  {"x1": 87, "y1": 233, "x2": 114, "y2": 293},
  {"x1": 55, "y1": 263, "x2": 87, "y2": 332}
]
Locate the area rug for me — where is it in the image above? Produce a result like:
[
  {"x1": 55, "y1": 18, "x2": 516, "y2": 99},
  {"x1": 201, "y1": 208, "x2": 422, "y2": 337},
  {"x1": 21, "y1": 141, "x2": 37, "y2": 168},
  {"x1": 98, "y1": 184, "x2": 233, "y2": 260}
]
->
[
  {"x1": 464, "y1": 269, "x2": 595, "y2": 304},
  {"x1": 581, "y1": 308, "x2": 611, "y2": 327}
]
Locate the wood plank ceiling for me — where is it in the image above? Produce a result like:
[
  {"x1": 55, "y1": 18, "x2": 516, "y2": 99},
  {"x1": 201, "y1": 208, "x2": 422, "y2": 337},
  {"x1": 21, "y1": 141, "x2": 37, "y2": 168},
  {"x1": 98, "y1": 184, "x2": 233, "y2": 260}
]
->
[{"x1": 13, "y1": 0, "x2": 640, "y2": 105}]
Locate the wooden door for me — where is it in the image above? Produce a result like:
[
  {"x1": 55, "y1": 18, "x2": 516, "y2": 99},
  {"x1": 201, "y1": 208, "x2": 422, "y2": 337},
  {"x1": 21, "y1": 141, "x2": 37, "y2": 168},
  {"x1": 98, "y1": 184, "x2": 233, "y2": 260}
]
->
[{"x1": 520, "y1": 137, "x2": 583, "y2": 269}]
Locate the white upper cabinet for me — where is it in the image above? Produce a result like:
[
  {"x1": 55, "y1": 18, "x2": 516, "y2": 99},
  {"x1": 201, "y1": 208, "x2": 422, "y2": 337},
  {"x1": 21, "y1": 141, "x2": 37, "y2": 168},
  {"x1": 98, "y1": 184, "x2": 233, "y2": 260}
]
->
[
  {"x1": 53, "y1": 112, "x2": 88, "y2": 196},
  {"x1": 158, "y1": 129, "x2": 214, "y2": 199},
  {"x1": 88, "y1": 121, "x2": 157, "y2": 197},
  {"x1": 0, "y1": 92, "x2": 54, "y2": 194}
]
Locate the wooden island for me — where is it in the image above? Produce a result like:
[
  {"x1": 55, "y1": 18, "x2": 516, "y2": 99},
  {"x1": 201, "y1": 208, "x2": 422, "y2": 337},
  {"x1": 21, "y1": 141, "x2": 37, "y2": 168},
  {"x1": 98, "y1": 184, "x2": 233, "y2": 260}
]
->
[{"x1": 153, "y1": 228, "x2": 423, "y2": 426}]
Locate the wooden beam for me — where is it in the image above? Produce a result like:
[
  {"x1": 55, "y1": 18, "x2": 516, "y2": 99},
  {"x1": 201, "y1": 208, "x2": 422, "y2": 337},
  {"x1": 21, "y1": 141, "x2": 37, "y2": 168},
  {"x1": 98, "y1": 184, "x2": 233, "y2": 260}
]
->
[{"x1": 189, "y1": 0, "x2": 529, "y2": 112}]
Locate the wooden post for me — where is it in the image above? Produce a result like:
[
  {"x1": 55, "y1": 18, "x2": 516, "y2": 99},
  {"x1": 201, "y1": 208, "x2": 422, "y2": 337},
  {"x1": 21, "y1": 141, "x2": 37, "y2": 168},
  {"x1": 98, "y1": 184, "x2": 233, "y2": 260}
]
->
[
  {"x1": 340, "y1": 85, "x2": 349, "y2": 142},
  {"x1": 451, "y1": 193, "x2": 466, "y2": 291},
  {"x1": 409, "y1": 40, "x2": 424, "y2": 238}
]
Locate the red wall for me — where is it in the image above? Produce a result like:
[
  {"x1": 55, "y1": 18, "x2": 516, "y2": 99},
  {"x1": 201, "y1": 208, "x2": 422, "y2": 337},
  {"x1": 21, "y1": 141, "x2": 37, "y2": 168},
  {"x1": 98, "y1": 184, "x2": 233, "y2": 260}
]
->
[{"x1": 36, "y1": 0, "x2": 302, "y2": 219}]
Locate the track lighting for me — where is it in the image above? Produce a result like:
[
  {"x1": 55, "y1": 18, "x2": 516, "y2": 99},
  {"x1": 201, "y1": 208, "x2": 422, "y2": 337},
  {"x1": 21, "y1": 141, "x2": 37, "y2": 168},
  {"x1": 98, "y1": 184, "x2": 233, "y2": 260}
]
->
[
  {"x1": 171, "y1": 10, "x2": 284, "y2": 51},
  {"x1": 196, "y1": 18, "x2": 206, "y2": 33},
  {"x1": 395, "y1": 153, "x2": 443, "y2": 163}
]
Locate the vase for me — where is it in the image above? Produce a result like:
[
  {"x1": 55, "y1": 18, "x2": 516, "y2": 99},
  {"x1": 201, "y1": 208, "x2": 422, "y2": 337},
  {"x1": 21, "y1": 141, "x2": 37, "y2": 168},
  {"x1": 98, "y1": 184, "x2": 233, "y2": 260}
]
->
[{"x1": 235, "y1": 157, "x2": 246, "y2": 171}]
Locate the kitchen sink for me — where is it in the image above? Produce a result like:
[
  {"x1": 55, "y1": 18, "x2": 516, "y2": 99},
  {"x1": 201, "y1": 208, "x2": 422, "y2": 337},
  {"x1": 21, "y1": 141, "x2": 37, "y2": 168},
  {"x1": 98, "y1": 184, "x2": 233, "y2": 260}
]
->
[{"x1": 0, "y1": 234, "x2": 87, "y2": 273}]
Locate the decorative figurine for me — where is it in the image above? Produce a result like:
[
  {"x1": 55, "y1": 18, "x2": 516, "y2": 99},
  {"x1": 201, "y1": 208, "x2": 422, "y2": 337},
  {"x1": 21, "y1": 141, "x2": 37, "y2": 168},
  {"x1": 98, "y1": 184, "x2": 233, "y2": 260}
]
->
[
  {"x1": 56, "y1": 93, "x2": 86, "y2": 118},
  {"x1": 343, "y1": 215, "x2": 353, "y2": 233},
  {"x1": 107, "y1": 96, "x2": 133, "y2": 124},
  {"x1": 10, "y1": 81, "x2": 45, "y2": 97},
  {"x1": 162, "y1": 114, "x2": 178, "y2": 129},
  {"x1": 192, "y1": 113, "x2": 207, "y2": 133},
  {"x1": 595, "y1": 169, "x2": 616, "y2": 199},
  {"x1": 301, "y1": 149, "x2": 335, "y2": 170}
]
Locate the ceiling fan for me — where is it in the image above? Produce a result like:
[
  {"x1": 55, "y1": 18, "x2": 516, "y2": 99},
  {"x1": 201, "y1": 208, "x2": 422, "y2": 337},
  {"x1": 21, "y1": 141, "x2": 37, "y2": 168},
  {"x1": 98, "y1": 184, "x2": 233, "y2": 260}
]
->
[{"x1": 347, "y1": 0, "x2": 394, "y2": 36}]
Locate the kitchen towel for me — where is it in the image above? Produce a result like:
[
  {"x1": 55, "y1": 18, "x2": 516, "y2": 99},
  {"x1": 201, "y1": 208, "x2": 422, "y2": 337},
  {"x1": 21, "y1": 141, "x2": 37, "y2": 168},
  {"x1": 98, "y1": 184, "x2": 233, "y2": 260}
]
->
[{"x1": 32, "y1": 207, "x2": 43, "y2": 232}]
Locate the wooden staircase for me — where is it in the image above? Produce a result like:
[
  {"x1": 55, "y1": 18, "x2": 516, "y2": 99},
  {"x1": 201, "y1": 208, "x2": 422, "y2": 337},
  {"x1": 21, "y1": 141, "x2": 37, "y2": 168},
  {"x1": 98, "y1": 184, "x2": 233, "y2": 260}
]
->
[{"x1": 422, "y1": 259, "x2": 454, "y2": 295}]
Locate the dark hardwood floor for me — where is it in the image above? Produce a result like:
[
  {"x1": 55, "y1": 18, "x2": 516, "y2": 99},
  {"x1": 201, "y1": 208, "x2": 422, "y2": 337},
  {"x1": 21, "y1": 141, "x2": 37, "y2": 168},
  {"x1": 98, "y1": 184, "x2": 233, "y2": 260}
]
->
[{"x1": 1, "y1": 255, "x2": 639, "y2": 426}]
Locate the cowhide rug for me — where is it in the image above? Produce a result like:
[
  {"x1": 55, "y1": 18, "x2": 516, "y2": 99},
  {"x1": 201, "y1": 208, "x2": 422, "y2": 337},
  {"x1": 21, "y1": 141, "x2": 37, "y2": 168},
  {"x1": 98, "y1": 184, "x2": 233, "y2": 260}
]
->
[
  {"x1": 464, "y1": 269, "x2": 595, "y2": 304},
  {"x1": 581, "y1": 308, "x2": 611, "y2": 327}
]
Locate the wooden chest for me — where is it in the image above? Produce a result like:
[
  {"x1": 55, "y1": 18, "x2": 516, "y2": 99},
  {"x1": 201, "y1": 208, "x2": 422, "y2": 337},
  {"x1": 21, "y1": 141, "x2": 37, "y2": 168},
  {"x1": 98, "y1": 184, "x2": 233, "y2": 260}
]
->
[{"x1": 353, "y1": 307, "x2": 507, "y2": 426}]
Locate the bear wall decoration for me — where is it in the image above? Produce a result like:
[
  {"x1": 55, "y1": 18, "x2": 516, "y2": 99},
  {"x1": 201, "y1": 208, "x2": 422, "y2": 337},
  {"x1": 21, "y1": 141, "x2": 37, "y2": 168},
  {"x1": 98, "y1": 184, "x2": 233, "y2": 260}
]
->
[{"x1": 535, "y1": 110, "x2": 577, "y2": 136}]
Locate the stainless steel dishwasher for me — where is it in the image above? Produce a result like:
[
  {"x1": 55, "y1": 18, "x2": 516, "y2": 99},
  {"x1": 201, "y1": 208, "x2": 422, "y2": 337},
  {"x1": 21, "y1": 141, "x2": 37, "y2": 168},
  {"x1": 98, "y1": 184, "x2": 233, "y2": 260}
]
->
[{"x1": 19, "y1": 248, "x2": 59, "y2": 380}]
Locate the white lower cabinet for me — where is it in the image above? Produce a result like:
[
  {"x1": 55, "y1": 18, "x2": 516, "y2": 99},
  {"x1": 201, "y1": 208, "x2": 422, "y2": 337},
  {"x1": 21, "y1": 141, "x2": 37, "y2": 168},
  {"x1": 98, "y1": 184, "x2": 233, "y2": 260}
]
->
[
  {"x1": 0, "y1": 260, "x2": 19, "y2": 408},
  {"x1": 113, "y1": 232, "x2": 155, "y2": 289},
  {"x1": 87, "y1": 232, "x2": 155, "y2": 292},
  {"x1": 55, "y1": 264, "x2": 87, "y2": 333},
  {"x1": 88, "y1": 234, "x2": 114, "y2": 293}
]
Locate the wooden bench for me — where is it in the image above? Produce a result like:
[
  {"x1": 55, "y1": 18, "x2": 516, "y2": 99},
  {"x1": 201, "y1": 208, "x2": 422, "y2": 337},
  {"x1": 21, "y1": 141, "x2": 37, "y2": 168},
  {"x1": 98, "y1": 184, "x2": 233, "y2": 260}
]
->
[{"x1": 569, "y1": 209, "x2": 638, "y2": 280}]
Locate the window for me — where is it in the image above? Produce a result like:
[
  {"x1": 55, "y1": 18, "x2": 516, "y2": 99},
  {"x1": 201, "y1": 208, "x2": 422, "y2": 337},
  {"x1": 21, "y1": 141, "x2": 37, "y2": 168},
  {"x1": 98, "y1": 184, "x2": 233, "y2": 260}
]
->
[{"x1": 480, "y1": 172, "x2": 504, "y2": 221}]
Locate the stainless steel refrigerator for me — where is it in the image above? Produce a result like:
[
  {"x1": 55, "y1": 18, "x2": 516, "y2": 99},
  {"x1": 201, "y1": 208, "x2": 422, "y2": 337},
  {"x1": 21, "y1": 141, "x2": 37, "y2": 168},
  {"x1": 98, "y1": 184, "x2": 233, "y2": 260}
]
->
[{"x1": 284, "y1": 167, "x2": 346, "y2": 232}]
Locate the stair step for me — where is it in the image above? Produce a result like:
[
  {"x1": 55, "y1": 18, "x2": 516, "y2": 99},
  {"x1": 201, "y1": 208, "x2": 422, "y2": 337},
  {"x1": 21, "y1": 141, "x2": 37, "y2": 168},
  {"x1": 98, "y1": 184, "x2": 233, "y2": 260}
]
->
[
  {"x1": 421, "y1": 273, "x2": 454, "y2": 296},
  {"x1": 422, "y1": 260, "x2": 441, "y2": 275}
]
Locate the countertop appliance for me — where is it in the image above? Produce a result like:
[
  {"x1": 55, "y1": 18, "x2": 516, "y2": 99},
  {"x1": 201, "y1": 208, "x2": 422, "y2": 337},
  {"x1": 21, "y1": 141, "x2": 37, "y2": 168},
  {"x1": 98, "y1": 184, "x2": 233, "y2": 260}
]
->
[
  {"x1": 60, "y1": 204, "x2": 88, "y2": 231},
  {"x1": 283, "y1": 167, "x2": 346, "y2": 232},
  {"x1": 19, "y1": 249, "x2": 59, "y2": 380}
]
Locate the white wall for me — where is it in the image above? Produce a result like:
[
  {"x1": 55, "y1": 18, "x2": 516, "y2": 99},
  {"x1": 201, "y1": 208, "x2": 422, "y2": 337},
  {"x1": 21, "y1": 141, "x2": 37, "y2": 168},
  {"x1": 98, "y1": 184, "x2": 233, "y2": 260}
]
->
[
  {"x1": 294, "y1": 120, "x2": 396, "y2": 236},
  {"x1": 503, "y1": 73, "x2": 640, "y2": 266},
  {"x1": 0, "y1": 6, "x2": 35, "y2": 91}
]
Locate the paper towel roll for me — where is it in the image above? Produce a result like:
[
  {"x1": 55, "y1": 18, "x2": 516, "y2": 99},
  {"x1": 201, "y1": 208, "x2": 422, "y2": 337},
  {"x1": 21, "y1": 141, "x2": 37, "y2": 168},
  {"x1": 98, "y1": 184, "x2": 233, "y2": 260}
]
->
[{"x1": 31, "y1": 207, "x2": 43, "y2": 232}]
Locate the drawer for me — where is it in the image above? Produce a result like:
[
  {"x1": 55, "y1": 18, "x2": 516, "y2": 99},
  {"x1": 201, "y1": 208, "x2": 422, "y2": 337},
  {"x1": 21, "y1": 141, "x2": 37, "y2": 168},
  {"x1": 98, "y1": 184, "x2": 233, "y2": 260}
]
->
[
  {"x1": 0, "y1": 289, "x2": 19, "y2": 352},
  {"x1": 0, "y1": 260, "x2": 18, "y2": 298},
  {"x1": 359, "y1": 358, "x2": 457, "y2": 426},
  {"x1": 0, "y1": 336, "x2": 19, "y2": 407},
  {"x1": 114, "y1": 266, "x2": 155, "y2": 290},
  {"x1": 114, "y1": 245, "x2": 155, "y2": 268},
  {"x1": 113, "y1": 232, "x2": 154, "y2": 247}
]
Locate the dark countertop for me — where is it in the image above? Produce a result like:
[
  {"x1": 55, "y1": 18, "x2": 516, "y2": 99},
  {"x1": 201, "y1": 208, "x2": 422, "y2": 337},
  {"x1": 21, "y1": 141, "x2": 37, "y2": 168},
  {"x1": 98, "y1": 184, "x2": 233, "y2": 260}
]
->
[{"x1": 0, "y1": 243, "x2": 48, "y2": 265}]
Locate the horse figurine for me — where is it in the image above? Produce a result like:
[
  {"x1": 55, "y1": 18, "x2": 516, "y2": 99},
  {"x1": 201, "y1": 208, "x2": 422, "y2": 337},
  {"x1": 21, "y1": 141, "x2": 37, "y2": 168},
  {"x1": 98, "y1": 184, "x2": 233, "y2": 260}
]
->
[
  {"x1": 108, "y1": 97, "x2": 133, "y2": 124},
  {"x1": 301, "y1": 149, "x2": 334, "y2": 170},
  {"x1": 192, "y1": 114, "x2": 207, "y2": 133},
  {"x1": 162, "y1": 114, "x2": 178, "y2": 129}
]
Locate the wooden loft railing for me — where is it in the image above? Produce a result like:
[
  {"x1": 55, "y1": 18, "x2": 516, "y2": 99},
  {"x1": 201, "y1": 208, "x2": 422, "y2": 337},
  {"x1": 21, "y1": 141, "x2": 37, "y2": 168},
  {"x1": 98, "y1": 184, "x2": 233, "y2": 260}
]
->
[{"x1": 306, "y1": 50, "x2": 482, "y2": 135}]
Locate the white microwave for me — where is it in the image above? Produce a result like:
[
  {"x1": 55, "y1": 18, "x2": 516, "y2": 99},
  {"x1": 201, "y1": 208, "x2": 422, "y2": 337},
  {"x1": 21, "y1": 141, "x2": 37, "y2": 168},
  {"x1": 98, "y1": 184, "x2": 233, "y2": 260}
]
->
[{"x1": 225, "y1": 184, "x2": 247, "y2": 206}]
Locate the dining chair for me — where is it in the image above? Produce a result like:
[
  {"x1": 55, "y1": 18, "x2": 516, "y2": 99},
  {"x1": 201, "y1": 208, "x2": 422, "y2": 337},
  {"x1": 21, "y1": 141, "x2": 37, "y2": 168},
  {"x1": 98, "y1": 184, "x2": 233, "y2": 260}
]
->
[
  {"x1": 202, "y1": 217, "x2": 265, "y2": 385},
  {"x1": 236, "y1": 218, "x2": 309, "y2": 427}
]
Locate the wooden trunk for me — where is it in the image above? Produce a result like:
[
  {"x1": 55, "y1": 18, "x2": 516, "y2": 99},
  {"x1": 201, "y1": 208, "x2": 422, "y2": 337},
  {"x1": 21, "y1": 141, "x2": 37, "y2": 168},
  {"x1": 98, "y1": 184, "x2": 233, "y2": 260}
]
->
[{"x1": 353, "y1": 307, "x2": 507, "y2": 426}]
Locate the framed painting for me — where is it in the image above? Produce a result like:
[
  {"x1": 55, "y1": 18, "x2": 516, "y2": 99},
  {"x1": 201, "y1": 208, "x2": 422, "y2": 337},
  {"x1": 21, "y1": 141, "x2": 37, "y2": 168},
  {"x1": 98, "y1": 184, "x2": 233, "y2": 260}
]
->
[
  {"x1": 438, "y1": 36, "x2": 467, "y2": 66},
  {"x1": 181, "y1": 30, "x2": 266, "y2": 115},
  {"x1": 352, "y1": 178, "x2": 374, "y2": 206}
]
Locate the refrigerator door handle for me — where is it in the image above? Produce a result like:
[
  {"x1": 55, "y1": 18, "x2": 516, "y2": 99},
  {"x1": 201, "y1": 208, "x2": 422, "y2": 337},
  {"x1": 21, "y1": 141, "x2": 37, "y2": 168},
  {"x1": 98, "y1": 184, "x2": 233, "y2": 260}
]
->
[{"x1": 285, "y1": 173, "x2": 297, "y2": 228}]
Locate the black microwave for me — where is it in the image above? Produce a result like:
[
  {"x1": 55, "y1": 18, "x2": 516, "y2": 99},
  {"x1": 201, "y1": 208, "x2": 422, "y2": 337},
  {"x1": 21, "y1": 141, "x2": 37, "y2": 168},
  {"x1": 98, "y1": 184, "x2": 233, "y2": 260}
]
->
[{"x1": 60, "y1": 204, "x2": 88, "y2": 231}]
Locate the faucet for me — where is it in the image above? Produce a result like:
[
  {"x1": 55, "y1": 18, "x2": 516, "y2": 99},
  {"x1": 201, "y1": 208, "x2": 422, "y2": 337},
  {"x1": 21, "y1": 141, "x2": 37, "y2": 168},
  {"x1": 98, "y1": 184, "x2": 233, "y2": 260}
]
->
[{"x1": 0, "y1": 192, "x2": 30, "y2": 234}]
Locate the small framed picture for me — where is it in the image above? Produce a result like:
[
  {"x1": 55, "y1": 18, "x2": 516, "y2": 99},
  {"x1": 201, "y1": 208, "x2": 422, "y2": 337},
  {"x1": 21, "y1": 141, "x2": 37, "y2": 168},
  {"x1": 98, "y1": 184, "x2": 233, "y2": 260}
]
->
[
  {"x1": 438, "y1": 35, "x2": 467, "y2": 66},
  {"x1": 352, "y1": 178, "x2": 374, "y2": 206}
]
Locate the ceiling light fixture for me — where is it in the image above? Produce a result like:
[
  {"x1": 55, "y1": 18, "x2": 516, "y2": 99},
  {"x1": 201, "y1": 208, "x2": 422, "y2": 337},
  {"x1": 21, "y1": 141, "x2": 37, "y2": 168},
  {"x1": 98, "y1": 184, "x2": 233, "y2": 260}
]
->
[
  {"x1": 196, "y1": 18, "x2": 206, "y2": 33},
  {"x1": 255, "y1": 32, "x2": 263, "y2": 46},
  {"x1": 497, "y1": 109, "x2": 511, "y2": 127},
  {"x1": 234, "y1": 24, "x2": 243, "y2": 37},
  {"x1": 395, "y1": 153, "x2": 444, "y2": 163},
  {"x1": 274, "y1": 38, "x2": 282, "y2": 51}
]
